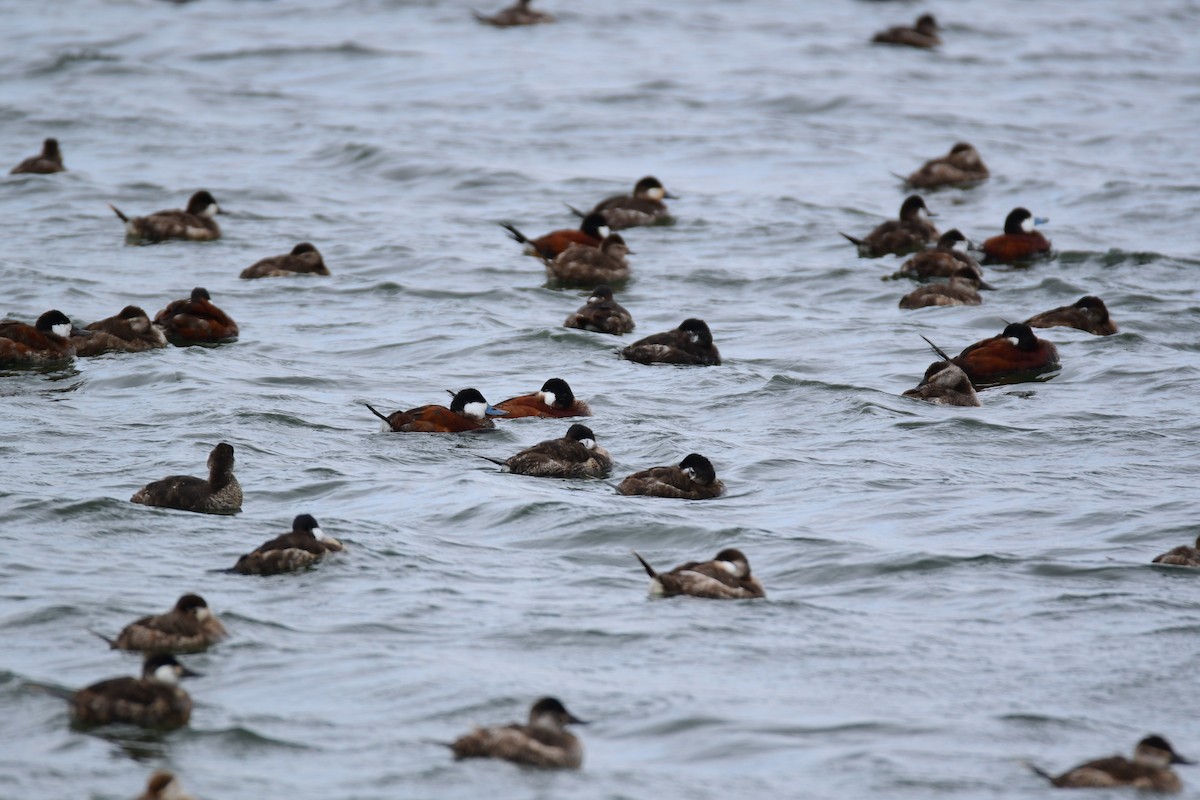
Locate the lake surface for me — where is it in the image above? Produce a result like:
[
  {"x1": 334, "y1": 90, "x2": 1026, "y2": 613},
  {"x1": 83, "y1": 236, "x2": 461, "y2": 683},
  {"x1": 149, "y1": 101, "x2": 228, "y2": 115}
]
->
[{"x1": 3, "y1": 0, "x2": 1200, "y2": 798}]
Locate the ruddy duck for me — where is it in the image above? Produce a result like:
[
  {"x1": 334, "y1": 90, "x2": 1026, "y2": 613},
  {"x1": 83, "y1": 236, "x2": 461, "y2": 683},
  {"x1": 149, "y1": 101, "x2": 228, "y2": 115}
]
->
[
  {"x1": 982, "y1": 207, "x2": 1051, "y2": 263},
  {"x1": 137, "y1": 771, "x2": 195, "y2": 800},
  {"x1": 449, "y1": 697, "x2": 585, "y2": 769},
  {"x1": 894, "y1": 229, "x2": 985, "y2": 282},
  {"x1": 873, "y1": 13, "x2": 940, "y2": 48},
  {"x1": 898, "y1": 267, "x2": 986, "y2": 309},
  {"x1": 923, "y1": 322, "x2": 1060, "y2": 388},
  {"x1": 501, "y1": 212, "x2": 609, "y2": 260},
  {"x1": 617, "y1": 453, "x2": 724, "y2": 499},
  {"x1": 240, "y1": 243, "x2": 329, "y2": 279},
  {"x1": 633, "y1": 548, "x2": 765, "y2": 599},
  {"x1": 472, "y1": 0, "x2": 554, "y2": 27},
  {"x1": 109, "y1": 190, "x2": 222, "y2": 243},
  {"x1": 99, "y1": 594, "x2": 227, "y2": 654},
  {"x1": 70, "y1": 306, "x2": 167, "y2": 357},
  {"x1": 153, "y1": 287, "x2": 239, "y2": 345},
  {"x1": 564, "y1": 284, "x2": 635, "y2": 334},
  {"x1": 365, "y1": 387, "x2": 506, "y2": 432},
  {"x1": 1027, "y1": 735, "x2": 1193, "y2": 792},
  {"x1": 0, "y1": 310, "x2": 78, "y2": 368},
  {"x1": 841, "y1": 195, "x2": 938, "y2": 258},
  {"x1": 574, "y1": 176, "x2": 676, "y2": 229},
  {"x1": 901, "y1": 361, "x2": 981, "y2": 407},
  {"x1": 495, "y1": 378, "x2": 591, "y2": 418},
  {"x1": 621, "y1": 318, "x2": 720, "y2": 365},
  {"x1": 68, "y1": 654, "x2": 198, "y2": 730},
  {"x1": 130, "y1": 442, "x2": 242, "y2": 514},
  {"x1": 545, "y1": 234, "x2": 631, "y2": 286},
  {"x1": 1025, "y1": 296, "x2": 1118, "y2": 336},
  {"x1": 233, "y1": 514, "x2": 343, "y2": 575},
  {"x1": 485, "y1": 423, "x2": 612, "y2": 478},
  {"x1": 10, "y1": 138, "x2": 65, "y2": 174},
  {"x1": 1152, "y1": 535, "x2": 1200, "y2": 567},
  {"x1": 904, "y1": 142, "x2": 989, "y2": 189}
]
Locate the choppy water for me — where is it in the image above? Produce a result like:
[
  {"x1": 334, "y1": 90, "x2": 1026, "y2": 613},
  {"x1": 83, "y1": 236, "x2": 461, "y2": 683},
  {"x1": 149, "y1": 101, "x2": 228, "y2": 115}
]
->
[{"x1": 3, "y1": 0, "x2": 1200, "y2": 797}]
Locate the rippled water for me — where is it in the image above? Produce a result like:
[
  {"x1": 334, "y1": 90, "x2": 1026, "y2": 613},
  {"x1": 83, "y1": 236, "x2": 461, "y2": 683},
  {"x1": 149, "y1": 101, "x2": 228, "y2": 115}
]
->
[{"x1": 3, "y1": 0, "x2": 1200, "y2": 797}]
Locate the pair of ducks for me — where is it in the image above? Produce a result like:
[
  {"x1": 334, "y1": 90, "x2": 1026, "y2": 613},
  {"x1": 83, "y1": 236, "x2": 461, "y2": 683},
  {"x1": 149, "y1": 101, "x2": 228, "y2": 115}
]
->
[{"x1": 367, "y1": 379, "x2": 589, "y2": 433}]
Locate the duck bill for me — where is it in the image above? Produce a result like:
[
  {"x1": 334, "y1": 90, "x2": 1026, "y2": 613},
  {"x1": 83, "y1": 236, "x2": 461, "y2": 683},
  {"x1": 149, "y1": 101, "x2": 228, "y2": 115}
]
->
[
  {"x1": 1033, "y1": 217, "x2": 1049, "y2": 226},
  {"x1": 485, "y1": 405, "x2": 507, "y2": 417},
  {"x1": 977, "y1": 280, "x2": 996, "y2": 290},
  {"x1": 566, "y1": 713, "x2": 588, "y2": 725},
  {"x1": 662, "y1": 191, "x2": 679, "y2": 199},
  {"x1": 179, "y1": 666, "x2": 202, "y2": 678},
  {"x1": 1172, "y1": 754, "x2": 1195, "y2": 765}
]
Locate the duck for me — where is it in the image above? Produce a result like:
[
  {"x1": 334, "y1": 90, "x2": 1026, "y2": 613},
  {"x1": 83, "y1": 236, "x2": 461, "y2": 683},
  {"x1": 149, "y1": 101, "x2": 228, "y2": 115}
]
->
[
  {"x1": 10, "y1": 137, "x2": 65, "y2": 174},
  {"x1": 873, "y1": 13, "x2": 940, "y2": 48},
  {"x1": 67, "y1": 654, "x2": 198, "y2": 730},
  {"x1": 572, "y1": 176, "x2": 676, "y2": 229},
  {"x1": 483, "y1": 424, "x2": 612, "y2": 478},
  {"x1": 903, "y1": 142, "x2": 989, "y2": 189},
  {"x1": 1027, "y1": 735, "x2": 1192, "y2": 792},
  {"x1": 472, "y1": 0, "x2": 554, "y2": 27},
  {"x1": 982, "y1": 207, "x2": 1052, "y2": 263},
  {"x1": 365, "y1": 387, "x2": 506, "y2": 432},
  {"x1": 898, "y1": 267, "x2": 986, "y2": 309},
  {"x1": 621, "y1": 318, "x2": 720, "y2": 365},
  {"x1": 633, "y1": 548, "x2": 765, "y2": 599},
  {"x1": 153, "y1": 287, "x2": 239, "y2": 345},
  {"x1": 130, "y1": 442, "x2": 242, "y2": 514},
  {"x1": 922, "y1": 322, "x2": 1060, "y2": 388},
  {"x1": 1025, "y1": 296, "x2": 1118, "y2": 336},
  {"x1": 501, "y1": 212, "x2": 609, "y2": 260},
  {"x1": 449, "y1": 697, "x2": 585, "y2": 769},
  {"x1": 233, "y1": 514, "x2": 343, "y2": 575},
  {"x1": 109, "y1": 190, "x2": 222, "y2": 243},
  {"x1": 70, "y1": 306, "x2": 167, "y2": 357},
  {"x1": 841, "y1": 195, "x2": 939, "y2": 258},
  {"x1": 901, "y1": 361, "x2": 981, "y2": 407},
  {"x1": 1152, "y1": 535, "x2": 1200, "y2": 567},
  {"x1": 0, "y1": 310, "x2": 78, "y2": 368},
  {"x1": 564, "y1": 284, "x2": 635, "y2": 335},
  {"x1": 494, "y1": 378, "x2": 591, "y2": 418},
  {"x1": 240, "y1": 243, "x2": 329, "y2": 279},
  {"x1": 544, "y1": 233, "x2": 631, "y2": 286},
  {"x1": 617, "y1": 453, "x2": 724, "y2": 499},
  {"x1": 894, "y1": 229, "x2": 985, "y2": 282},
  {"x1": 136, "y1": 771, "x2": 196, "y2": 800},
  {"x1": 97, "y1": 594, "x2": 228, "y2": 654}
]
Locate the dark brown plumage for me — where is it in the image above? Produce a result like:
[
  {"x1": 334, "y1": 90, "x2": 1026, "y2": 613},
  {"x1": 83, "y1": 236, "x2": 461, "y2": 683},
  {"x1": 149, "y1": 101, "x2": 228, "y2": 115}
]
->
[
  {"x1": 895, "y1": 229, "x2": 984, "y2": 282},
  {"x1": 473, "y1": 0, "x2": 554, "y2": 27},
  {"x1": 10, "y1": 137, "x2": 64, "y2": 174},
  {"x1": 872, "y1": 13, "x2": 941, "y2": 48},
  {"x1": 545, "y1": 233, "x2": 631, "y2": 287},
  {"x1": 240, "y1": 243, "x2": 329, "y2": 279},
  {"x1": 581, "y1": 176, "x2": 675, "y2": 229},
  {"x1": 564, "y1": 285, "x2": 635, "y2": 334},
  {"x1": 621, "y1": 318, "x2": 720, "y2": 366},
  {"x1": 487, "y1": 424, "x2": 612, "y2": 478},
  {"x1": 109, "y1": 190, "x2": 222, "y2": 242},
  {"x1": 0, "y1": 310, "x2": 76, "y2": 368},
  {"x1": 898, "y1": 268, "x2": 985, "y2": 309},
  {"x1": 450, "y1": 698, "x2": 584, "y2": 769},
  {"x1": 68, "y1": 654, "x2": 197, "y2": 730},
  {"x1": 70, "y1": 306, "x2": 167, "y2": 356},
  {"x1": 1027, "y1": 735, "x2": 1192, "y2": 792},
  {"x1": 1152, "y1": 535, "x2": 1200, "y2": 567},
  {"x1": 102, "y1": 594, "x2": 228, "y2": 654},
  {"x1": 841, "y1": 195, "x2": 939, "y2": 258},
  {"x1": 634, "y1": 548, "x2": 765, "y2": 599},
  {"x1": 137, "y1": 771, "x2": 195, "y2": 800},
  {"x1": 130, "y1": 442, "x2": 242, "y2": 514},
  {"x1": 153, "y1": 287, "x2": 239, "y2": 345},
  {"x1": 617, "y1": 453, "x2": 724, "y2": 499},
  {"x1": 904, "y1": 142, "x2": 988, "y2": 189},
  {"x1": 901, "y1": 361, "x2": 981, "y2": 407},
  {"x1": 1025, "y1": 296, "x2": 1118, "y2": 336},
  {"x1": 233, "y1": 514, "x2": 343, "y2": 575}
]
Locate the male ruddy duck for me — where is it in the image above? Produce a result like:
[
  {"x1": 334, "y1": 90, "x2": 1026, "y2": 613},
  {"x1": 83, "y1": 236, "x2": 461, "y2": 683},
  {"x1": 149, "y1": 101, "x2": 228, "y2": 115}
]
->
[
  {"x1": 982, "y1": 207, "x2": 1051, "y2": 263},
  {"x1": 564, "y1": 285, "x2": 635, "y2": 334},
  {"x1": 137, "y1": 771, "x2": 195, "y2": 800},
  {"x1": 904, "y1": 142, "x2": 989, "y2": 189},
  {"x1": 495, "y1": 378, "x2": 591, "y2": 418},
  {"x1": 366, "y1": 387, "x2": 506, "y2": 432},
  {"x1": 617, "y1": 453, "x2": 724, "y2": 499},
  {"x1": 154, "y1": 287, "x2": 239, "y2": 345},
  {"x1": 10, "y1": 138, "x2": 65, "y2": 174},
  {"x1": 621, "y1": 318, "x2": 720, "y2": 365},
  {"x1": 485, "y1": 423, "x2": 612, "y2": 478},
  {"x1": 130, "y1": 442, "x2": 242, "y2": 514},
  {"x1": 574, "y1": 176, "x2": 676, "y2": 229},
  {"x1": 240, "y1": 243, "x2": 329, "y2": 279},
  {"x1": 472, "y1": 0, "x2": 554, "y2": 27},
  {"x1": 873, "y1": 13, "x2": 941, "y2": 48},
  {"x1": 923, "y1": 322, "x2": 1060, "y2": 388},
  {"x1": 99, "y1": 594, "x2": 227, "y2": 654},
  {"x1": 1025, "y1": 296, "x2": 1118, "y2": 336},
  {"x1": 841, "y1": 195, "x2": 938, "y2": 258},
  {"x1": 233, "y1": 514, "x2": 343, "y2": 575},
  {"x1": 68, "y1": 654, "x2": 198, "y2": 730},
  {"x1": 545, "y1": 234, "x2": 631, "y2": 286},
  {"x1": 901, "y1": 361, "x2": 980, "y2": 407},
  {"x1": 501, "y1": 212, "x2": 610, "y2": 260},
  {"x1": 1027, "y1": 735, "x2": 1193, "y2": 792},
  {"x1": 70, "y1": 306, "x2": 167, "y2": 356},
  {"x1": 898, "y1": 267, "x2": 986, "y2": 309},
  {"x1": 0, "y1": 310, "x2": 78, "y2": 368},
  {"x1": 894, "y1": 229, "x2": 985, "y2": 283},
  {"x1": 633, "y1": 548, "x2": 765, "y2": 599},
  {"x1": 110, "y1": 190, "x2": 222, "y2": 243},
  {"x1": 1152, "y1": 535, "x2": 1200, "y2": 567},
  {"x1": 449, "y1": 697, "x2": 585, "y2": 769}
]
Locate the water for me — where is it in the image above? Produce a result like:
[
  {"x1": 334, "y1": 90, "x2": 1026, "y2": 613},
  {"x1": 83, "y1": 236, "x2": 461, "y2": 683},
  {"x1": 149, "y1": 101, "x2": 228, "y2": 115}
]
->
[{"x1": 3, "y1": 0, "x2": 1200, "y2": 797}]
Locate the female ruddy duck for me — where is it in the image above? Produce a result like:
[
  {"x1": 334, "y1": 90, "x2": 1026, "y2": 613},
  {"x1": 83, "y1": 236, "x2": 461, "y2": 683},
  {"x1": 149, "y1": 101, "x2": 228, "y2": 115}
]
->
[
  {"x1": 1025, "y1": 295, "x2": 1118, "y2": 336},
  {"x1": 485, "y1": 423, "x2": 612, "y2": 478},
  {"x1": 473, "y1": 0, "x2": 554, "y2": 27},
  {"x1": 240, "y1": 243, "x2": 329, "y2": 279},
  {"x1": 10, "y1": 137, "x2": 65, "y2": 174},
  {"x1": 501, "y1": 212, "x2": 609, "y2": 260},
  {"x1": 617, "y1": 453, "x2": 724, "y2": 499},
  {"x1": 131, "y1": 442, "x2": 242, "y2": 514},
  {"x1": 154, "y1": 287, "x2": 239, "y2": 345},
  {"x1": 873, "y1": 13, "x2": 941, "y2": 48},
  {"x1": 99, "y1": 594, "x2": 228, "y2": 654},
  {"x1": 1152, "y1": 535, "x2": 1200, "y2": 567},
  {"x1": 983, "y1": 207, "x2": 1051, "y2": 263},
  {"x1": 894, "y1": 229, "x2": 985, "y2": 282},
  {"x1": 137, "y1": 771, "x2": 195, "y2": 800},
  {"x1": 841, "y1": 195, "x2": 938, "y2": 258},
  {"x1": 898, "y1": 267, "x2": 986, "y2": 309},
  {"x1": 449, "y1": 697, "x2": 585, "y2": 769},
  {"x1": 1027, "y1": 735, "x2": 1193, "y2": 792},
  {"x1": 110, "y1": 190, "x2": 222, "y2": 243},
  {"x1": 495, "y1": 377, "x2": 591, "y2": 418},
  {"x1": 545, "y1": 234, "x2": 631, "y2": 286},
  {"x1": 564, "y1": 284, "x2": 635, "y2": 334},
  {"x1": 633, "y1": 548, "x2": 765, "y2": 599},
  {"x1": 0, "y1": 310, "x2": 78, "y2": 368},
  {"x1": 901, "y1": 361, "x2": 980, "y2": 407},
  {"x1": 904, "y1": 143, "x2": 989, "y2": 189},
  {"x1": 70, "y1": 306, "x2": 167, "y2": 356},
  {"x1": 68, "y1": 654, "x2": 199, "y2": 730},
  {"x1": 621, "y1": 318, "x2": 720, "y2": 365},
  {"x1": 923, "y1": 322, "x2": 1060, "y2": 388},
  {"x1": 366, "y1": 387, "x2": 506, "y2": 432},
  {"x1": 574, "y1": 176, "x2": 676, "y2": 229},
  {"x1": 233, "y1": 514, "x2": 343, "y2": 575}
]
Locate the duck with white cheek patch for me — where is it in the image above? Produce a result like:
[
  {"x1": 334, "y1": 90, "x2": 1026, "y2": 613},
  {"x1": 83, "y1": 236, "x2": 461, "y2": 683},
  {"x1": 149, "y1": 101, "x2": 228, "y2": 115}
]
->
[
  {"x1": 633, "y1": 548, "x2": 765, "y2": 599},
  {"x1": 482, "y1": 424, "x2": 612, "y2": 478}
]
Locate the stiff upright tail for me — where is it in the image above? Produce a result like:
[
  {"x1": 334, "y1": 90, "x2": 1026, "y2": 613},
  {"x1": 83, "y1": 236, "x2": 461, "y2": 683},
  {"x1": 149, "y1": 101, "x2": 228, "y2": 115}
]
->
[
  {"x1": 23, "y1": 681, "x2": 73, "y2": 701},
  {"x1": 500, "y1": 223, "x2": 529, "y2": 244},
  {"x1": 89, "y1": 629, "x2": 116, "y2": 648},
  {"x1": 919, "y1": 334, "x2": 953, "y2": 362},
  {"x1": 563, "y1": 203, "x2": 587, "y2": 219},
  {"x1": 839, "y1": 232, "x2": 864, "y2": 247},
  {"x1": 476, "y1": 454, "x2": 507, "y2": 467},
  {"x1": 632, "y1": 551, "x2": 658, "y2": 578},
  {"x1": 108, "y1": 203, "x2": 130, "y2": 222},
  {"x1": 1022, "y1": 761, "x2": 1056, "y2": 785},
  {"x1": 364, "y1": 402, "x2": 391, "y2": 424}
]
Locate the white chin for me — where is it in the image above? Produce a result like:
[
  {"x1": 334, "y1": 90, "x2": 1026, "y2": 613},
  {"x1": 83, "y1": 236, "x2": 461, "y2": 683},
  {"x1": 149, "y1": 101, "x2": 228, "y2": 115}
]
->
[
  {"x1": 204, "y1": 203, "x2": 220, "y2": 217},
  {"x1": 581, "y1": 439, "x2": 595, "y2": 450},
  {"x1": 154, "y1": 665, "x2": 179, "y2": 684},
  {"x1": 540, "y1": 392, "x2": 556, "y2": 407},
  {"x1": 648, "y1": 187, "x2": 665, "y2": 201},
  {"x1": 1007, "y1": 337, "x2": 1020, "y2": 346},
  {"x1": 598, "y1": 226, "x2": 611, "y2": 238},
  {"x1": 196, "y1": 608, "x2": 211, "y2": 621},
  {"x1": 684, "y1": 467, "x2": 696, "y2": 480},
  {"x1": 463, "y1": 401, "x2": 487, "y2": 418},
  {"x1": 52, "y1": 323, "x2": 71, "y2": 338},
  {"x1": 313, "y1": 527, "x2": 326, "y2": 540},
  {"x1": 1021, "y1": 218, "x2": 1034, "y2": 233}
]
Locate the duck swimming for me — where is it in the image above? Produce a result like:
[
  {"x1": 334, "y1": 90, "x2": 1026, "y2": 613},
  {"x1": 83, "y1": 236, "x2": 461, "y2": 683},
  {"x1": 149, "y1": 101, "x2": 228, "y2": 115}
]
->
[
  {"x1": 621, "y1": 318, "x2": 720, "y2": 365},
  {"x1": 154, "y1": 288, "x2": 239, "y2": 345},
  {"x1": 366, "y1": 388, "x2": 506, "y2": 432},
  {"x1": 544, "y1": 233, "x2": 631, "y2": 286},
  {"x1": 484, "y1": 424, "x2": 612, "y2": 478},
  {"x1": 901, "y1": 361, "x2": 980, "y2": 407},
  {"x1": 502, "y1": 212, "x2": 609, "y2": 260},
  {"x1": 130, "y1": 442, "x2": 242, "y2": 514},
  {"x1": 109, "y1": 190, "x2": 222, "y2": 243},
  {"x1": 617, "y1": 453, "x2": 724, "y2": 499},
  {"x1": 894, "y1": 229, "x2": 984, "y2": 282},
  {"x1": 472, "y1": 0, "x2": 554, "y2": 27},
  {"x1": 563, "y1": 285, "x2": 635, "y2": 334},
  {"x1": 982, "y1": 207, "x2": 1052, "y2": 263},
  {"x1": 233, "y1": 514, "x2": 343, "y2": 575},
  {"x1": 898, "y1": 267, "x2": 986, "y2": 309},
  {"x1": 1152, "y1": 535, "x2": 1200, "y2": 567},
  {"x1": 904, "y1": 143, "x2": 988, "y2": 189},
  {"x1": 98, "y1": 594, "x2": 227, "y2": 654},
  {"x1": 494, "y1": 378, "x2": 591, "y2": 418},
  {"x1": 872, "y1": 13, "x2": 940, "y2": 48},
  {"x1": 137, "y1": 771, "x2": 195, "y2": 800},
  {"x1": 633, "y1": 548, "x2": 765, "y2": 599},
  {"x1": 1027, "y1": 735, "x2": 1192, "y2": 792},
  {"x1": 240, "y1": 243, "x2": 329, "y2": 279},
  {"x1": 573, "y1": 176, "x2": 676, "y2": 229},
  {"x1": 10, "y1": 137, "x2": 65, "y2": 174},
  {"x1": 449, "y1": 697, "x2": 585, "y2": 769},
  {"x1": 0, "y1": 310, "x2": 78, "y2": 369},
  {"x1": 66, "y1": 653, "x2": 198, "y2": 730},
  {"x1": 70, "y1": 306, "x2": 167, "y2": 356},
  {"x1": 923, "y1": 322, "x2": 1060, "y2": 388},
  {"x1": 841, "y1": 195, "x2": 938, "y2": 258},
  {"x1": 1025, "y1": 295, "x2": 1118, "y2": 336}
]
